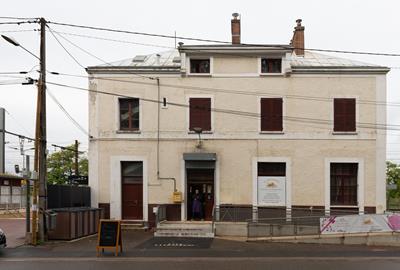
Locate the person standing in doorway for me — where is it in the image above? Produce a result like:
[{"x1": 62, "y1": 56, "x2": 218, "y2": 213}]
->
[{"x1": 191, "y1": 189, "x2": 203, "y2": 220}]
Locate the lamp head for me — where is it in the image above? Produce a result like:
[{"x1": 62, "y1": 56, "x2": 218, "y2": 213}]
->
[{"x1": 1, "y1": 35, "x2": 20, "y2": 46}]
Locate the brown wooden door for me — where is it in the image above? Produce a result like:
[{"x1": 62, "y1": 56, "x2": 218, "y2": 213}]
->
[
  {"x1": 122, "y1": 183, "x2": 143, "y2": 220},
  {"x1": 121, "y1": 161, "x2": 143, "y2": 220},
  {"x1": 187, "y1": 169, "x2": 214, "y2": 221}
]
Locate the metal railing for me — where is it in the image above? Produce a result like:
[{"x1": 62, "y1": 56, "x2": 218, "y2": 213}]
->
[
  {"x1": 155, "y1": 205, "x2": 167, "y2": 228},
  {"x1": 247, "y1": 208, "x2": 365, "y2": 238}
]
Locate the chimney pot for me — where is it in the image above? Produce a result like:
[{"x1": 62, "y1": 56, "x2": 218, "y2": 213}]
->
[{"x1": 231, "y1": 12, "x2": 241, "y2": 44}]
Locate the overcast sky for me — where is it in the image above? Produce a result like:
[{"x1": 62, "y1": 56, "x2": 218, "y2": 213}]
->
[{"x1": 1, "y1": 0, "x2": 399, "y2": 173}]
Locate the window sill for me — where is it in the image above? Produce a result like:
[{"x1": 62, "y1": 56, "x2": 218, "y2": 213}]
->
[
  {"x1": 188, "y1": 131, "x2": 213, "y2": 134},
  {"x1": 187, "y1": 73, "x2": 212, "y2": 77},
  {"x1": 116, "y1": 130, "x2": 141, "y2": 134},
  {"x1": 330, "y1": 205, "x2": 358, "y2": 208},
  {"x1": 332, "y1": 131, "x2": 358, "y2": 135},
  {"x1": 259, "y1": 131, "x2": 284, "y2": 135},
  {"x1": 259, "y1": 73, "x2": 284, "y2": 77}
]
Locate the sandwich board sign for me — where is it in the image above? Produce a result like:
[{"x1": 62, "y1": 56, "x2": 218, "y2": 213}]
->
[{"x1": 96, "y1": 220, "x2": 122, "y2": 256}]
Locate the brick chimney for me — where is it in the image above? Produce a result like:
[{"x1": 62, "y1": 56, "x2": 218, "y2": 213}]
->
[
  {"x1": 291, "y1": 19, "x2": 305, "y2": 56},
  {"x1": 231, "y1": 13, "x2": 241, "y2": 44}
]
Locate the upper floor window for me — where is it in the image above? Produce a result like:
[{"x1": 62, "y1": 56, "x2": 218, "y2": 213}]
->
[
  {"x1": 189, "y1": 98, "x2": 211, "y2": 132},
  {"x1": 190, "y1": 59, "x2": 210, "y2": 74},
  {"x1": 260, "y1": 98, "x2": 283, "y2": 132},
  {"x1": 334, "y1": 98, "x2": 356, "y2": 132},
  {"x1": 119, "y1": 98, "x2": 139, "y2": 131},
  {"x1": 261, "y1": 58, "x2": 282, "y2": 73}
]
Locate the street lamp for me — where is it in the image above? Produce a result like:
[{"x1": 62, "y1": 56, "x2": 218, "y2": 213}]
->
[
  {"x1": 1, "y1": 35, "x2": 40, "y2": 60},
  {"x1": 2, "y1": 20, "x2": 47, "y2": 245}
]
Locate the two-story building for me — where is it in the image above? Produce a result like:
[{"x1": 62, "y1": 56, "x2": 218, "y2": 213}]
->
[{"x1": 87, "y1": 15, "x2": 389, "y2": 226}]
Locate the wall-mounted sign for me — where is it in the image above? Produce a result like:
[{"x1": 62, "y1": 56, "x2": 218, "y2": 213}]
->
[
  {"x1": 320, "y1": 214, "x2": 400, "y2": 234},
  {"x1": 173, "y1": 191, "x2": 182, "y2": 203},
  {"x1": 257, "y1": 176, "x2": 286, "y2": 206}
]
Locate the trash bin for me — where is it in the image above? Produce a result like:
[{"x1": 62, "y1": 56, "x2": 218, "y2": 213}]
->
[{"x1": 45, "y1": 210, "x2": 58, "y2": 231}]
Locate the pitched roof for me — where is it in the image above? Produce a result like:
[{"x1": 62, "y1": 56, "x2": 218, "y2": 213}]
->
[{"x1": 88, "y1": 48, "x2": 389, "y2": 74}]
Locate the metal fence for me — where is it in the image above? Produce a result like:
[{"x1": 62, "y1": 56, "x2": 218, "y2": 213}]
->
[
  {"x1": 247, "y1": 208, "x2": 363, "y2": 238},
  {"x1": 0, "y1": 185, "x2": 28, "y2": 212}
]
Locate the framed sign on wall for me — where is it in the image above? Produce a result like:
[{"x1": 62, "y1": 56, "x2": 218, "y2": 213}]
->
[{"x1": 257, "y1": 176, "x2": 286, "y2": 206}]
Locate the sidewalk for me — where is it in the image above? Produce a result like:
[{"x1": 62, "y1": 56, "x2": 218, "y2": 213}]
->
[{"x1": 1, "y1": 229, "x2": 400, "y2": 259}]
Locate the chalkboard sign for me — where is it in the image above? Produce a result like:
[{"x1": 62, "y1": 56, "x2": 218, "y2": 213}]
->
[{"x1": 96, "y1": 220, "x2": 122, "y2": 256}]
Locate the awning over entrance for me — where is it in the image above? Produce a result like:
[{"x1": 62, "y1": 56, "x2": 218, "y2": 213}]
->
[{"x1": 183, "y1": 153, "x2": 216, "y2": 169}]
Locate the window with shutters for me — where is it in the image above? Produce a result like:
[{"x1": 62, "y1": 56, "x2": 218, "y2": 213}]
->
[
  {"x1": 119, "y1": 98, "x2": 139, "y2": 131},
  {"x1": 260, "y1": 98, "x2": 283, "y2": 132},
  {"x1": 330, "y1": 163, "x2": 358, "y2": 206},
  {"x1": 333, "y1": 98, "x2": 356, "y2": 132},
  {"x1": 189, "y1": 98, "x2": 212, "y2": 132},
  {"x1": 261, "y1": 58, "x2": 282, "y2": 73}
]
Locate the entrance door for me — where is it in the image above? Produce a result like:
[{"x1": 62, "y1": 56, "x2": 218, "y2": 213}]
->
[
  {"x1": 187, "y1": 169, "x2": 214, "y2": 221},
  {"x1": 121, "y1": 161, "x2": 143, "y2": 220}
]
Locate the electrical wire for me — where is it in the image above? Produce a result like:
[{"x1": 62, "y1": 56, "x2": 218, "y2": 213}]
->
[
  {"x1": 46, "y1": 87, "x2": 91, "y2": 137},
  {"x1": 46, "y1": 80, "x2": 400, "y2": 133},
  {"x1": 47, "y1": 25, "x2": 86, "y2": 69},
  {"x1": 54, "y1": 71, "x2": 400, "y2": 107},
  {"x1": 46, "y1": 20, "x2": 400, "y2": 57}
]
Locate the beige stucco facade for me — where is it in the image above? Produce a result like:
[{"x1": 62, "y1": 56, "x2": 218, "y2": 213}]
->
[{"x1": 88, "y1": 50, "x2": 388, "y2": 222}]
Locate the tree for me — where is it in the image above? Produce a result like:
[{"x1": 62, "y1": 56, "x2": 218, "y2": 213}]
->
[
  {"x1": 386, "y1": 161, "x2": 400, "y2": 199},
  {"x1": 47, "y1": 143, "x2": 88, "y2": 185}
]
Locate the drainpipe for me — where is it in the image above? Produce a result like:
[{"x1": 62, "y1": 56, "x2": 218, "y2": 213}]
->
[{"x1": 155, "y1": 78, "x2": 177, "y2": 191}]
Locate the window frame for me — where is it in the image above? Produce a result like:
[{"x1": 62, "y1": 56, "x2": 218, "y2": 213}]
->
[
  {"x1": 258, "y1": 57, "x2": 284, "y2": 76},
  {"x1": 330, "y1": 162, "x2": 358, "y2": 206},
  {"x1": 260, "y1": 57, "x2": 282, "y2": 74},
  {"x1": 259, "y1": 97, "x2": 285, "y2": 134},
  {"x1": 186, "y1": 95, "x2": 214, "y2": 134},
  {"x1": 117, "y1": 97, "x2": 141, "y2": 133},
  {"x1": 187, "y1": 56, "x2": 213, "y2": 76}
]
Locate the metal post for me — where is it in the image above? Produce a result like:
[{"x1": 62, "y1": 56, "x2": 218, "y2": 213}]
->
[
  {"x1": 0, "y1": 107, "x2": 5, "y2": 174},
  {"x1": 74, "y1": 140, "x2": 79, "y2": 176},
  {"x1": 25, "y1": 155, "x2": 30, "y2": 240}
]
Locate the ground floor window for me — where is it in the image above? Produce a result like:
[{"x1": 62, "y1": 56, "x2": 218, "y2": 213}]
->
[
  {"x1": 330, "y1": 163, "x2": 358, "y2": 206},
  {"x1": 257, "y1": 162, "x2": 286, "y2": 206}
]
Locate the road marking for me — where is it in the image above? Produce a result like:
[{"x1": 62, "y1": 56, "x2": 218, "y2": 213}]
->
[{"x1": 2, "y1": 257, "x2": 400, "y2": 262}]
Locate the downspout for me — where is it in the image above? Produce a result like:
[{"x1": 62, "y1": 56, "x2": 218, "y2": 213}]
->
[{"x1": 155, "y1": 78, "x2": 176, "y2": 191}]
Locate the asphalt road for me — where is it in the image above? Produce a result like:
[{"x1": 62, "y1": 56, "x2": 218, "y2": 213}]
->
[
  {"x1": 1, "y1": 256, "x2": 400, "y2": 270},
  {"x1": 1, "y1": 229, "x2": 400, "y2": 270}
]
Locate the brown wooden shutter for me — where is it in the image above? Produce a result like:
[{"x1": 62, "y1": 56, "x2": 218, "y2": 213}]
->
[
  {"x1": 334, "y1": 99, "x2": 355, "y2": 132},
  {"x1": 189, "y1": 98, "x2": 211, "y2": 131},
  {"x1": 261, "y1": 98, "x2": 283, "y2": 131}
]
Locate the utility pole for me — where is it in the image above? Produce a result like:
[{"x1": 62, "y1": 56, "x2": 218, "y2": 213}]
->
[
  {"x1": 32, "y1": 17, "x2": 47, "y2": 244},
  {"x1": 74, "y1": 140, "x2": 79, "y2": 176}
]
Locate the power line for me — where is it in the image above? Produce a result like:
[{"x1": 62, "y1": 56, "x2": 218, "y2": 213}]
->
[
  {"x1": 46, "y1": 87, "x2": 91, "y2": 137},
  {"x1": 47, "y1": 25, "x2": 86, "y2": 69},
  {"x1": 46, "y1": 80, "x2": 400, "y2": 133},
  {"x1": 46, "y1": 20, "x2": 400, "y2": 57},
  {"x1": 49, "y1": 28, "x2": 113, "y2": 66},
  {"x1": 54, "y1": 72, "x2": 400, "y2": 107}
]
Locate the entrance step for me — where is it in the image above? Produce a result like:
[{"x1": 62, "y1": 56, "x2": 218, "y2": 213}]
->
[
  {"x1": 155, "y1": 221, "x2": 214, "y2": 238},
  {"x1": 121, "y1": 221, "x2": 147, "y2": 230}
]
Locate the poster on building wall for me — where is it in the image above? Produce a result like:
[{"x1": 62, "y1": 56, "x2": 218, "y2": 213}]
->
[
  {"x1": 320, "y1": 214, "x2": 400, "y2": 234},
  {"x1": 257, "y1": 176, "x2": 286, "y2": 206}
]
